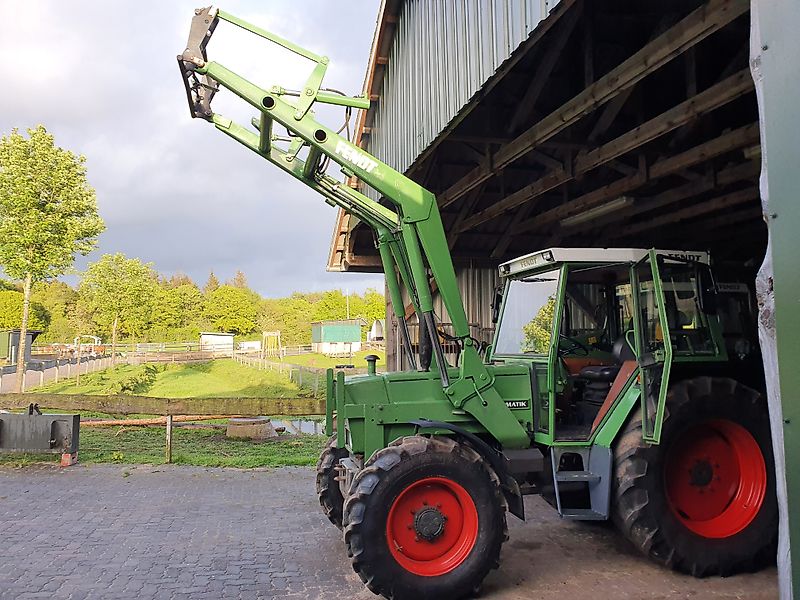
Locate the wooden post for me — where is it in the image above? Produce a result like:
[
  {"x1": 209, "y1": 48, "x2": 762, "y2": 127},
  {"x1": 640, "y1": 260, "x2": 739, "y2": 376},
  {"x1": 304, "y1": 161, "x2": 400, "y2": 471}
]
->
[
  {"x1": 165, "y1": 415, "x2": 173, "y2": 464},
  {"x1": 55, "y1": 364, "x2": 59, "y2": 383},
  {"x1": 39, "y1": 370, "x2": 44, "y2": 387}
]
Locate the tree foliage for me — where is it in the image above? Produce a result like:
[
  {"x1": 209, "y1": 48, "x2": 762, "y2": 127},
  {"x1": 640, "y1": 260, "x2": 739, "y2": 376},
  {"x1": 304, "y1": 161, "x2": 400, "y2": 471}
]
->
[
  {"x1": 203, "y1": 271, "x2": 220, "y2": 294},
  {"x1": 0, "y1": 290, "x2": 49, "y2": 330},
  {"x1": 78, "y1": 253, "x2": 158, "y2": 340},
  {"x1": 204, "y1": 285, "x2": 258, "y2": 334},
  {"x1": 0, "y1": 126, "x2": 104, "y2": 281},
  {"x1": 522, "y1": 296, "x2": 556, "y2": 353}
]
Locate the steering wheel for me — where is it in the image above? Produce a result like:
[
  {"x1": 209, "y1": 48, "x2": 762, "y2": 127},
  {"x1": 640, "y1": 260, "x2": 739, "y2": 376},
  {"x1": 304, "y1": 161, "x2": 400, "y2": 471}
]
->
[{"x1": 558, "y1": 333, "x2": 591, "y2": 356}]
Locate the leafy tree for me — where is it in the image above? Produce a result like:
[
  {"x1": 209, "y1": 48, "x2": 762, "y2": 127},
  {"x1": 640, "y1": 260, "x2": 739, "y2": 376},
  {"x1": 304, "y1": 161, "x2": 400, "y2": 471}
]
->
[
  {"x1": 203, "y1": 271, "x2": 220, "y2": 294},
  {"x1": 162, "y1": 272, "x2": 195, "y2": 289},
  {"x1": 78, "y1": 253, "x2": 157, "y2": 363},
  {"x1": 0, "y1": 125, "x2": 104, "y2": 390},
  {"x1": 313, "y1": 289, "x2": 348, "y2": 321},
  {"x1": 150, "y1": 283, "x2": 204, "y2": 339},
  {"x1": 31, "y1": 280, "x2": 79, "y2": 342},
  {"x1": 229, "y1": 270, "x2": 248, "y2": 289},
  {"x1": 204, "y1": 285, "x2": 257, "y2": 334},
  {"x1": 522, "y1": 296, "x2": 556, "y2": 353},
  {"x1": 0, "y1": 290, "x2": 49, "y2": 330}
]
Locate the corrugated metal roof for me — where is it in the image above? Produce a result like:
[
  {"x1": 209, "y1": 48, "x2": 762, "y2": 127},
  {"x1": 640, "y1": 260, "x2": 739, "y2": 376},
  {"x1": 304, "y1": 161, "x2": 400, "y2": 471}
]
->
[{"x1": 366, "y1": 0, "x2": 562, "y2": 185}]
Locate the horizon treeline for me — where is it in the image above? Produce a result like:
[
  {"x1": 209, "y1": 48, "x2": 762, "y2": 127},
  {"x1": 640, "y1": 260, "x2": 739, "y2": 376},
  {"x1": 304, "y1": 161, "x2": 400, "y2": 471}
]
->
[{"x1": 0, "y1": 253, "x2": 385, "y2": 346}]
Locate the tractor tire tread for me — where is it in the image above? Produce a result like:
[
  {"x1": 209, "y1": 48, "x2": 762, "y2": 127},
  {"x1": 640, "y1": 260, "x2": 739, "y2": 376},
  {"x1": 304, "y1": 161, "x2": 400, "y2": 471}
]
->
[
  {"x1": 315, "y1": 435, "x2": 348, "y2": 529},
  {"x1": 343, "y1": 435, "x2": 507, "y2": 600},
  {"x1": 612, "y1": 377, "x2": 778, "y2": 577}
]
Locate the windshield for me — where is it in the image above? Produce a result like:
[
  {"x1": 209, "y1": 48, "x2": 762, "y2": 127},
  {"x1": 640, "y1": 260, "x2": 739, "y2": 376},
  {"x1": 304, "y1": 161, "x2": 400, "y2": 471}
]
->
[{"x1": 494, "y1": 270, "x2": 561, "y2": 355}]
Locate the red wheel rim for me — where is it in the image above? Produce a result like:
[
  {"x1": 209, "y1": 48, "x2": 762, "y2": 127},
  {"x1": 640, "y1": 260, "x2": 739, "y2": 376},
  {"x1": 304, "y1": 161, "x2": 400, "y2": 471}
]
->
[
  {"x1": 664, "y1": 419, "x2": 767, "y2": 539},
  {"x1": 386, "y1": 477, "x2": 478, "y2": 577}
]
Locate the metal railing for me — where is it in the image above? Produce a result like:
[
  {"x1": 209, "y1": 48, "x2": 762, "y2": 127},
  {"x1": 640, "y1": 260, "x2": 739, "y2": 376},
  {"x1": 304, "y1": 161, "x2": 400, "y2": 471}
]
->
[{"x1": 0, "y1": 356, "x2": 114, "y2": 394}]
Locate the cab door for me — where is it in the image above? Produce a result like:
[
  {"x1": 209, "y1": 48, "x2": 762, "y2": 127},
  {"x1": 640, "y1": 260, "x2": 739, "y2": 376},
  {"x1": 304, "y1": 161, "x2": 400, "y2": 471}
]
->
[{"x1": 633, "y1": 250, "x2": 673, "y2": 443}]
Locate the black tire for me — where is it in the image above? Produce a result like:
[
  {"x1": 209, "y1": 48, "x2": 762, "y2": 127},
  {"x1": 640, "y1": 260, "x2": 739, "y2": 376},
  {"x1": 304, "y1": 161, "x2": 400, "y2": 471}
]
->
[
  {"x1": 343, "y1": 435, "x2": 507, "y2": 600},
  {"x1": 316, "y1": 435, "x2": 348, "y2": 529},
  {"x1": 612, "y1": 377, "x2": 778, "y2": 576}
]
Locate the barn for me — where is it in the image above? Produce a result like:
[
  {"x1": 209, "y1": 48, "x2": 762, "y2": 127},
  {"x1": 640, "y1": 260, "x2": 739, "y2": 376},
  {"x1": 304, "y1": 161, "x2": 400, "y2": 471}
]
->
[{"x1": 326, "y1": 0, "x2": 798, "y2": 594}]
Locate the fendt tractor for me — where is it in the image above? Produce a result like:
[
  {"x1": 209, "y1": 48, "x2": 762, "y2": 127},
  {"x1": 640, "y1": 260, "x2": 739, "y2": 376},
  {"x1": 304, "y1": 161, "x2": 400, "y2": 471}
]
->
[{"x1": 179, "y1": 8, "x2": 776, "y2": 599}]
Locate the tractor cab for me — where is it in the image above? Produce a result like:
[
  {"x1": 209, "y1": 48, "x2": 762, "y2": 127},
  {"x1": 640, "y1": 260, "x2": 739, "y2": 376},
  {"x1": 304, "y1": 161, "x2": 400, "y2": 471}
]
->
[{"x1": 491, "y1": 248, "x2": 726, "y2": 443}]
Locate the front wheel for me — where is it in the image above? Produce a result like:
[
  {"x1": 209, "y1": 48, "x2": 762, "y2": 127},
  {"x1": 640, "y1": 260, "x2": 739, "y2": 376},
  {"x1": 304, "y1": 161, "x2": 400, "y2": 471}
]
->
[
  {"x1": 343, "y1": 435, "x2": 507, "y2": 600},
  {"x1": 316, "y1": 436, "x2": 348, "y2": 529},
  {"x1": 612, "y1": 377, "x2": 778, "y2": 576}
]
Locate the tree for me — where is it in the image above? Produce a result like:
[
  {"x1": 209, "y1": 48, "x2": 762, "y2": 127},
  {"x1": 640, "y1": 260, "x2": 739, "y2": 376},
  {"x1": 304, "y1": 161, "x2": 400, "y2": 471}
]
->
[
  {"x1": 0, "y1": 125, "x2": 104, "y2": 391},
  {"x1": 163, "y1": 272, "x2": 195, "y2": 289},
  {"x1": 31, "y1": 280, "x2": 79, "y2": 342},
  {"x1": 522, "y1": 296, "x2": 556, "y2": 354},
  {"x1": 0, "y1": 290, "x2": 49, "y2": 330},
  {"x1": 229, "y1": 270, "x2": 248, "y2": 289},
  {"x1": 150, "y1": 283, "x2": 204, "y2": 340},
  {"x1": 203, "y1": 271, "x2": 220, "y2": 294},
  {"x1": 204, "y1": 285, "x2": 257, "y2": 334},
  {"x1": 78, "y1": 253, "x2": 157, "y2": 364}
]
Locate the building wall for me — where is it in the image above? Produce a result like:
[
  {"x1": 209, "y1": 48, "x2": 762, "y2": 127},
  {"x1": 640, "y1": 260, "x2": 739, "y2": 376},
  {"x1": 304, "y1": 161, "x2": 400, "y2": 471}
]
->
[
  {"x1": 312, "y1": 341, "x2": 363, "y2": 355},
  {"x1": 312, "y1": 323, "x2": 362, "y2": 343},
  {"x1": 363, "y1": 0, "x2": 561, "y2": 198}
]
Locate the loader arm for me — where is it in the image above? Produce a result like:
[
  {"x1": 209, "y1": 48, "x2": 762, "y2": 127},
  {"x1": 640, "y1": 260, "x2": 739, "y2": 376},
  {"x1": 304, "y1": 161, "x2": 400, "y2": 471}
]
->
[{"x1": 177, "y1": 7, "x2": 529, "y2": 449}]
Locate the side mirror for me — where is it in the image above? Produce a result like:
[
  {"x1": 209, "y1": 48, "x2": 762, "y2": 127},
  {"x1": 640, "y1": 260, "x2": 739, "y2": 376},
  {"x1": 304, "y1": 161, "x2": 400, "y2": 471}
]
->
[
  {"x1": 698, "y1": 266, "x2": 718, "y2": 315},
  {"x1": 491, "y1": 286, "x2": 503, "y2": 324}
]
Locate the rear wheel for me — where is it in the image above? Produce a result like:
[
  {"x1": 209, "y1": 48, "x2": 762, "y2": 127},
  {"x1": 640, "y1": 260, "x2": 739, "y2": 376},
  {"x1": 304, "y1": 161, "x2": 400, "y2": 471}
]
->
[
  {"x1": 316, "y1": 435, "x2": 348, "y2": 529},
  {"x1": 343, "y1": 435, "x2": 507, "y2": 600},
  {"x1": 612, "y1": 377, "x2": 777, "y2": 576}
]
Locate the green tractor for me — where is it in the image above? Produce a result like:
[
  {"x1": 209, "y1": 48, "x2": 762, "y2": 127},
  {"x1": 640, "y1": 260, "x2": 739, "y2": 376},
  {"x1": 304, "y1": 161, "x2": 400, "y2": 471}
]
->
[{"x1": 178, "y1": 9, "x2": 776, "y2": 599}]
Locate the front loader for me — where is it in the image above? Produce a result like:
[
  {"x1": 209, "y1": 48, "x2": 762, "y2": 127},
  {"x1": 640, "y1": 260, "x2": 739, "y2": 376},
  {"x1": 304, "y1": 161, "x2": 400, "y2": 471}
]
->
[{"x1": 178, "y1": 9, "x2": 777, "y2": 599}]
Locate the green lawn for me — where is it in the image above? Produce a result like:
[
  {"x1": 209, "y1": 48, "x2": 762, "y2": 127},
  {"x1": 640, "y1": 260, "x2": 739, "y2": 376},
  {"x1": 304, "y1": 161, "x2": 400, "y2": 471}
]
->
[
  {"x1": 35, "y1": 359, "x2": 303, "y2": 398},
  {"x1": 283, "y1": 349, "x2": 385, "y2": 370},
  {"x1": 0, "y1": 426, "x2": 328, "y2": 469}
]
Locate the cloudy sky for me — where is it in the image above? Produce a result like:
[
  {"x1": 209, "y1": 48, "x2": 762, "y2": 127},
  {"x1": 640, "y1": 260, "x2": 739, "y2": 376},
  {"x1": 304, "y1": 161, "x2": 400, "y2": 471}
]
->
[{"x1": 1, "y1": 0, "x2": 383, "y2": 297}]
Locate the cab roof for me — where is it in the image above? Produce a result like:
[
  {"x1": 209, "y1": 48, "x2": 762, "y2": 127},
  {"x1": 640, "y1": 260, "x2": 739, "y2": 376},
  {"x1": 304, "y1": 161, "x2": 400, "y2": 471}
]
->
[{"x1": 499, "y1": 248, "x2": 710, "y2": 278}]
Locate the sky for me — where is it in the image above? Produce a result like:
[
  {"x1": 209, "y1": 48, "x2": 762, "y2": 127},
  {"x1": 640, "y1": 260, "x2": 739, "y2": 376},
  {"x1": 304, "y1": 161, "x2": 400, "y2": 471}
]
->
[{"x1": 0, "y1": 0, "x2": 383, "y2": 297}]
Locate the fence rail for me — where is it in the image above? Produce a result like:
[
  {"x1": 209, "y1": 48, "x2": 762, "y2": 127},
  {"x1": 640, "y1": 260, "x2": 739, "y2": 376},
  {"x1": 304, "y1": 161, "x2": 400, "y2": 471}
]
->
[
  {"x1": 0, "y1": 356, "x2": 113, "y2": 394},
  {"x1": 0, "y1": 392, "x2": 323, "y2": 416},
  {"x1": 234, "y1": 354, "x2": 340, "y2": 398}
]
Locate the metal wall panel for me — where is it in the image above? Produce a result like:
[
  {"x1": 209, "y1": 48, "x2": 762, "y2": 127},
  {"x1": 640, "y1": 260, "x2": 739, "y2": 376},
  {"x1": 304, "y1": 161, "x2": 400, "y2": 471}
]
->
[
  {"x1": 386, "y1": 264, "x2": 500, "y2": 370},
  {"x1": 364, "y1": 0, "x2": 560, "y2": 199}
]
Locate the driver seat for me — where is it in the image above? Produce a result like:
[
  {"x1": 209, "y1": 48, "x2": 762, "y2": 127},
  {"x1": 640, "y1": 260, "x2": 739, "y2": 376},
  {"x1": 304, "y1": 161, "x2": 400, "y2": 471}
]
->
[
  {"x1": 578, "y1": 336, "x2": 635, "y2": 383},
  {"x1": 574, "y1": 337, "x2": 635, "y2": 422}
]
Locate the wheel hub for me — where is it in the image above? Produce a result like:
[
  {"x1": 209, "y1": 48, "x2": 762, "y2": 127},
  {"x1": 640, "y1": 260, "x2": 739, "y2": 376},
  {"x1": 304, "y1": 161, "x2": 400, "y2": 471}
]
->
[
  {"x1": 689, "y1": 459, "x2": 714, "y2": 488},
  {"x1": 414, "y1": 507, "x2": 446, "y2": 541}
]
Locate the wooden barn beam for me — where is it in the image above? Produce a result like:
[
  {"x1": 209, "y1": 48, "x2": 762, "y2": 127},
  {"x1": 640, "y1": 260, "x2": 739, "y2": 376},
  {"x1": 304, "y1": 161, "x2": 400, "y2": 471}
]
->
[
  {"x1": 510, "y1": 123, "x2": 759, "y2": 236},
  {"x1": 457, "y1": 79, "x2": 754, "y2": 235},
  {"x1": 506, "y1": 4, "x2": 582, "y2": 134},
  {"x1": 448, "y1": 184, "x2": 487, "y2": 250},
  {"x1": 619, "y1": 186, "x2": 759, "y2": 237},
  {"x1": 438, "y1": 0, "x2": 749, "y2": 207},
  {"x1": 573, "y1": 69, "x2": 753, "y2": 174},
  {"x1": 583, "y1": 160, "x2": 760, "y2": 243}
]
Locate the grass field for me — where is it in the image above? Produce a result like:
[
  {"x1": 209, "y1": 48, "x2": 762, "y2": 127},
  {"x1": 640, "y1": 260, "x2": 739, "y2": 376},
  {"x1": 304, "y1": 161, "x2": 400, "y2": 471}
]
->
[
  {"x1": 0, "y1": 426, "x2": 328, "y2": 469},
  {"x1": 36, "y1": 359, "x2": 304, "y2": 398},
  {"x1": 283, "y1": 350, "x2": 385, "y2": 369}
]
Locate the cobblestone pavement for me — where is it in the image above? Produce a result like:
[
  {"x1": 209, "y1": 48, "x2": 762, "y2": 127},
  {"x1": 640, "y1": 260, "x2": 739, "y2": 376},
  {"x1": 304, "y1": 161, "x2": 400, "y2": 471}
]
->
[{"x1": 0, "y1": 464, "x2": 778, "y2": 600}]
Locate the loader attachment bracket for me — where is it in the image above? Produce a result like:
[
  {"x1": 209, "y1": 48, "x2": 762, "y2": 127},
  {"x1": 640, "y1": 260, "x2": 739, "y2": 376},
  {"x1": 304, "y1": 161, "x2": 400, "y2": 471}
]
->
[{"x1": 177, "y1": 6, "x2": 220, "y2": 120}]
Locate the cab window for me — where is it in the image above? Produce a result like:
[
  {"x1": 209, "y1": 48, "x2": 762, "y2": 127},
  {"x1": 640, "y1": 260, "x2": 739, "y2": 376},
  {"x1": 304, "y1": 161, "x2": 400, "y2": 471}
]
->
[{"x1": 494, "y1": 270, "x2": 560, "y2": 355}]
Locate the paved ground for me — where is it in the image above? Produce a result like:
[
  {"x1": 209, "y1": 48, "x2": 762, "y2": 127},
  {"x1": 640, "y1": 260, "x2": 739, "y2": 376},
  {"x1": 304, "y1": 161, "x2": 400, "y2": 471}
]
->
[{"x1": 0, "y1": 464, "x2": 778, "y2": 600}]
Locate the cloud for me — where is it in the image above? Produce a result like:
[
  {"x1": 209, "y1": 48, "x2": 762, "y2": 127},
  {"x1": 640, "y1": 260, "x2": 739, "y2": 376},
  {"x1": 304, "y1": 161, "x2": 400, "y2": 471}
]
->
[{"x1": 1, "y1": 0, "x2": 383, "y2": 297}]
